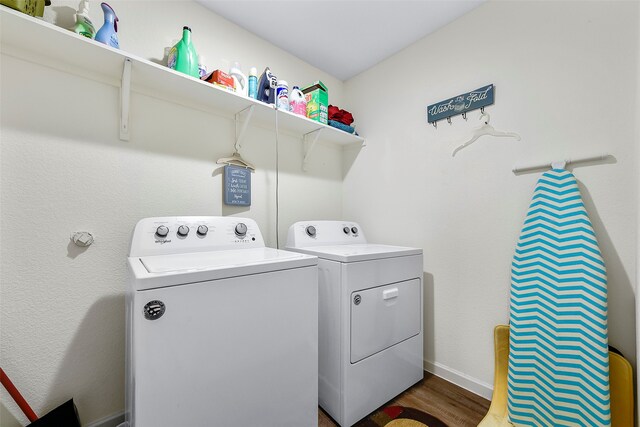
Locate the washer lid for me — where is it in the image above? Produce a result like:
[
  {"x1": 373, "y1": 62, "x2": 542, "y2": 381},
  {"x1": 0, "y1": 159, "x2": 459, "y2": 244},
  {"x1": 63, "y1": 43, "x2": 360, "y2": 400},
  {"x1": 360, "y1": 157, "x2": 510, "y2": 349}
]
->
[
  {"x1": 130, "y1": 247, "x2": 317, "y2": 290},
  {"x1": 287, "y1": 244, "x2": 422, "y2": 263}
]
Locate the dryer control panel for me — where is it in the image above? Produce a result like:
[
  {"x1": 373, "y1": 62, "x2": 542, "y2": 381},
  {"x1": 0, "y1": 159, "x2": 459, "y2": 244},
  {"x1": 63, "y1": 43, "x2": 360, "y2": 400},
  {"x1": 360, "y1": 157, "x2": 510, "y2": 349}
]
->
[
  {"x1": 286, "y1": 220, "x2": 367, "y2": 248},
  {"x1": 129, "y1": 216, "x2": 265, "y2": 257}
]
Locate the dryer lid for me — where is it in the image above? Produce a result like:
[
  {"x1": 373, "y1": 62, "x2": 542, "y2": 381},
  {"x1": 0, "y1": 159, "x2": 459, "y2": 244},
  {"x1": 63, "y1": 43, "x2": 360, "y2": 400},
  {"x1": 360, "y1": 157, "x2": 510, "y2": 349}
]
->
[{"x1": 287, "y1": 244, "x2": 422, "y2": 263}]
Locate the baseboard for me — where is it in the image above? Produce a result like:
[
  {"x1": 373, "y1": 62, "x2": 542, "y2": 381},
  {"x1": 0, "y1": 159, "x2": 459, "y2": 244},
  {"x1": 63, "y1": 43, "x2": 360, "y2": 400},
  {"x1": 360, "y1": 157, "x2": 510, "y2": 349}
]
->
[
  {"x1": 85, "y1": 412, "x2": 125, "y2": 427},
  {"x1": 423, "y1": 359, "x2": 493, "y2": 400}
]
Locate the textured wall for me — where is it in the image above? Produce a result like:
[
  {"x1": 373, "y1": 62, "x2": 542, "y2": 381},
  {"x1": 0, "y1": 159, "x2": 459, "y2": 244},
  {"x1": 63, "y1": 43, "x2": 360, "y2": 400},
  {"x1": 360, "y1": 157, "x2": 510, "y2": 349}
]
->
[
  {"x1": 0, "y1": 1, "x2": 347, "y2": 425},
  {"x1": 343, "y1": 0, "x2": 639, "y2": 397}
]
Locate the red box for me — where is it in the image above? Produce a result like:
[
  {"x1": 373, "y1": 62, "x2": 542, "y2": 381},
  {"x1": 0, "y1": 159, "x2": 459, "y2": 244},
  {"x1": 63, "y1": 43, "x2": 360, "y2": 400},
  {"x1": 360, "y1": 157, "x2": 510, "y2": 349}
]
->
[{"x1": 201, "y1": 69, "x2": 235, "y2": 91}]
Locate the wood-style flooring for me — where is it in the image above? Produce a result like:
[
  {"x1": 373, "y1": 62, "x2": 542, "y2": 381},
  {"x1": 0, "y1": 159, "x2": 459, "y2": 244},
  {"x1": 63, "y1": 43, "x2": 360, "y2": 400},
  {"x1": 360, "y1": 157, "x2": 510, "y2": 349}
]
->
[{"x1": 318, "y1": 372, "x2": 491, "y2": 427}]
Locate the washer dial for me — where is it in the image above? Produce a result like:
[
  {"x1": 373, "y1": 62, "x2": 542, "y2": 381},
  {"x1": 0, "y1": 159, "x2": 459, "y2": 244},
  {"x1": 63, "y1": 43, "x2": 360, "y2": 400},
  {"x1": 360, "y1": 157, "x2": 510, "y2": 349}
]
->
[
  {"x1": 197, "y1": 225, "x2": 208, "y2": 236},
  {"x1": 343, "y1": 227, "x2": 351, "y2": 234},
  {"x1": 351, "y1": 226, "x2": 358, "y2": 234},
  {"x1": 177, "y1": 225, "x2": 190, "y2": 237},
  {"x1": 155, "y1": 225, "x2": 169, "y2": 238},
  {"x1": 235, "y1": 223, "x2": 248, "y2": 237}
]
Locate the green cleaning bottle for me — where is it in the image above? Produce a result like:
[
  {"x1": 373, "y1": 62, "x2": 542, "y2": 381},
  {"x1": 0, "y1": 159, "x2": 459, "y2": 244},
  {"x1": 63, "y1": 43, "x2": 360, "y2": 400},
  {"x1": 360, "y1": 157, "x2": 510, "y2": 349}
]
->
[
  {"x1": 73, "y1": 0, "x2": 95, "y2": 38},
  {"x1": 167, "y1": 26, "x2": 199, "y2": 78}
]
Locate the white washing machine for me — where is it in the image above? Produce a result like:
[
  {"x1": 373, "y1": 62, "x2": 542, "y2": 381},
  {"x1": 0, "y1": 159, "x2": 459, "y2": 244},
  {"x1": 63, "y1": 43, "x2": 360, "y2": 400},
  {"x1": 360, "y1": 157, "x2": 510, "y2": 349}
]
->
[
  {"x1": 286, "y1": 221, "x2": 424, "y2": 426},
  {"x1": 126, "y1": 216, "x2": 318, "y2": 427}
]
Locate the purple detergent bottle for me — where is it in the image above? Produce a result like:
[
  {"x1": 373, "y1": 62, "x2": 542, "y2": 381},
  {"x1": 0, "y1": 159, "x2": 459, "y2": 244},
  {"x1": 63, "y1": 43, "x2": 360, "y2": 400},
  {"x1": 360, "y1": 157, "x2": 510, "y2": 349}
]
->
[{"x1": 95, "y1": 2, "x2": 119, "y2": 48}]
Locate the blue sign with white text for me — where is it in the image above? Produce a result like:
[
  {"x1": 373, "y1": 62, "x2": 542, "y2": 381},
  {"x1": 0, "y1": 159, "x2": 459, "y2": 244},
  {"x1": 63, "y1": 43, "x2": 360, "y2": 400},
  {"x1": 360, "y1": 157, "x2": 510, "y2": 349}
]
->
[
  {"x1": 427, "y1": 84, "x2": 494, "y2": 123},
  {"x1": 224, "y1": 165, "x2": 251, "y2": 206}
]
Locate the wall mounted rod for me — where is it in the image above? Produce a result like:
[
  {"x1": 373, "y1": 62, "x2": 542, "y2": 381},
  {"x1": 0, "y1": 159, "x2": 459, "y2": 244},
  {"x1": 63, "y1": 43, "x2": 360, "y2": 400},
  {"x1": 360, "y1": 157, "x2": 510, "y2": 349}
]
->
[{"x1": 512, "y1": 154, "x2": 611, "y2": 174}]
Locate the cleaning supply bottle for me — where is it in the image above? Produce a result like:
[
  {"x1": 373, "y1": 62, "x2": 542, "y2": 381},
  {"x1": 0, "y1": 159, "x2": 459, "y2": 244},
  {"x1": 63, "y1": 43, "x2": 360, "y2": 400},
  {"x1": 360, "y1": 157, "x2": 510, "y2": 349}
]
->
[
  {"x1": 73, "y1": 0, "x2": 95, "y2": 38},
  {"x1": 94, "y1": 2, "x2": 119, "y2": 48},
  {"x1": 248, "y1": 67, "x2": 258, "y2": 99},
  {"x1": 276, "y1": 80, "x2": 289, "y2": 110},
  {"x1": 289, "y1": 86, "x2": 306, "y2": 116},
  {"x1": 198, "y1": 55, "x2": 207, "y2": 79},
  {"x1": 167, "y1": 26, "x2": 199, "y2": 78},
  {"x1": 229, "y1": 62, "x2": 248, "y2": 96}
]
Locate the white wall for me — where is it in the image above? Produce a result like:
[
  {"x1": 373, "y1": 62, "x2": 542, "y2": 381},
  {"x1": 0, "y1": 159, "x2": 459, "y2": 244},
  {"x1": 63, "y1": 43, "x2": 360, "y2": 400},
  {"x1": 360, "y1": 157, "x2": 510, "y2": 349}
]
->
[
  {"x1": 0, "y1": 2, "x2": 347, "y2": 425},
  {"x1": 343, "y1": 0, "x2": 639, "y2": 397}
]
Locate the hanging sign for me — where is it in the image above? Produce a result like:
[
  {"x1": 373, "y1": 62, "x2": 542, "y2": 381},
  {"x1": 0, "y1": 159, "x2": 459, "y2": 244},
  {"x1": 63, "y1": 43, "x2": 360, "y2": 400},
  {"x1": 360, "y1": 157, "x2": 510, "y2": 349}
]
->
[
  {"x1": 224, "y1": 165, "x2": 251, "y2": 206},
  {"x1": 426, "y1": 84, "x2": 494, "y2": 124}
]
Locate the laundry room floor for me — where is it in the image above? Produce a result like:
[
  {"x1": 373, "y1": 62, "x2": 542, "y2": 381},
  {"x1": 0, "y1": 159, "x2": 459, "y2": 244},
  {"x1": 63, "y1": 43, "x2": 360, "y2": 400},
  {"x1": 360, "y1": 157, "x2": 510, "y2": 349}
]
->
[{"x1": 318, "y1": 372, "x2": 491, "y2": 427}]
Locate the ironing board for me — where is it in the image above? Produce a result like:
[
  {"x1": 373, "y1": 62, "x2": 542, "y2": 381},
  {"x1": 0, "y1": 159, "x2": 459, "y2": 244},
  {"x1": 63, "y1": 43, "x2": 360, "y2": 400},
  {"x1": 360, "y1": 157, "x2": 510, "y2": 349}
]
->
[{"x1": 507, "y1": 169, "x2": 610, "y2": 426}]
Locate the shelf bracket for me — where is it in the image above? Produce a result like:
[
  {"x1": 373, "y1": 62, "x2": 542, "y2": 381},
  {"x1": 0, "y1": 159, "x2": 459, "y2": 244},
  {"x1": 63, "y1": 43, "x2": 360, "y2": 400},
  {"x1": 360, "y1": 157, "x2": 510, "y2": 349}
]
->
[
  {"x1": 234, "y1": 105, "x2": 255, "y2": 152},
  {"x1": 302, "y1": 128, "x2": 323, "y2": 172},
  {"x1": 119, "y1": 58, "x2": 132, "y2": 141}
]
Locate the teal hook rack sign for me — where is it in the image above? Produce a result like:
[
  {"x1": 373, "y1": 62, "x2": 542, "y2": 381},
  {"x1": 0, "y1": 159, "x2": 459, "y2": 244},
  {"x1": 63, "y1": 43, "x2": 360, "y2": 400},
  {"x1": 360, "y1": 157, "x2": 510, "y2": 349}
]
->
[{"x1": 427, "y1": 84, "x2": 494, "y2": 125}]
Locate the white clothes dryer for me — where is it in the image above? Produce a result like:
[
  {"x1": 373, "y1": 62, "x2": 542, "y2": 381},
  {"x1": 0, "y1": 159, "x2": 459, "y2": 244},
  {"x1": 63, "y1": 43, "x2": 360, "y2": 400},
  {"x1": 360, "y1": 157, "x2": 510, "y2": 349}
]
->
[
  {"x1": 286, "y1": 221, "x2": 424, "y2": 426},
  {"x1": 126, "y1": 216, "x2": 318, "y2": 427}
]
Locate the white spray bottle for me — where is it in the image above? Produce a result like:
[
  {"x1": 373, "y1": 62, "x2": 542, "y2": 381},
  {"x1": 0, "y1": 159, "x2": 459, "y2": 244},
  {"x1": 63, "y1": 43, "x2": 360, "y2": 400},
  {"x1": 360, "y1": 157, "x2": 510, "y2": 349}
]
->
[{"x1": 229, "y1": 62, "x2": 248, "y2": 96}]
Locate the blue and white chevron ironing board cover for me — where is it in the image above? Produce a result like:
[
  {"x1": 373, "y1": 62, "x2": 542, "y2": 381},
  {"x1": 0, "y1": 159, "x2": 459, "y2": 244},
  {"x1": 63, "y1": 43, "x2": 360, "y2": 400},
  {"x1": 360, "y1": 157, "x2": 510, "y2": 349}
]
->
[{"x1": 507, "y1": 169, "x2": 611, "y2": 426}]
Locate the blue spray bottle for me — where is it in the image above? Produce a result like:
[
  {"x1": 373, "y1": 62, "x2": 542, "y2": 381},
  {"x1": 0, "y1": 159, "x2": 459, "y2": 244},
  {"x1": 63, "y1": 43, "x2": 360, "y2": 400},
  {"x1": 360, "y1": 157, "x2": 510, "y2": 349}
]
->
[{"x1": 95, "y1": 2, "x2": 119, "y2": 48}]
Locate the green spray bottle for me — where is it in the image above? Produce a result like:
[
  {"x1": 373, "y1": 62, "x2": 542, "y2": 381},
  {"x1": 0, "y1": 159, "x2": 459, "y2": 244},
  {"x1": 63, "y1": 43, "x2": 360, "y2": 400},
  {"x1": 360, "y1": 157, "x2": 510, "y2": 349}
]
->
[{"x1": 167, "y1": 26, "x2": 199, "y2": 78}]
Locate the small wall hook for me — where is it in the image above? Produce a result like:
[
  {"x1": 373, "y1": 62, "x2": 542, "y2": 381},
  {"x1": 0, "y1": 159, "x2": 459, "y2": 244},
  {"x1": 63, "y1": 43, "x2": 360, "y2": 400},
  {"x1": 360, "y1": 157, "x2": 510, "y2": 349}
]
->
[
  {"x1": 462, "y1": 112, "x2": 467, "y2": 120},
  {"x1": 432, "y1": 121, "x2": 437, "y2": 129},
  {"x1": 447, "y1": 117, "x2": 452, "y2": 125}
]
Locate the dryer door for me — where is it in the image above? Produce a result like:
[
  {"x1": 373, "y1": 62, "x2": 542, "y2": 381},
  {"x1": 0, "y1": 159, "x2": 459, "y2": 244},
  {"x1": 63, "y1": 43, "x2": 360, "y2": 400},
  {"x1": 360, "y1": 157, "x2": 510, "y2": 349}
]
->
[{"x1": 350, "y1": 278, "x2": 421, "y2": 363}]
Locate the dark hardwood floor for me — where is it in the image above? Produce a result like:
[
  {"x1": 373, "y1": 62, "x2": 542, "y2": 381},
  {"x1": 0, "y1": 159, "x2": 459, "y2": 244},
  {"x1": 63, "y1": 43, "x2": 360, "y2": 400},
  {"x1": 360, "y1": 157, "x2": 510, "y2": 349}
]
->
[{"x1": 318, "y1": 372, "x2": 491, "y2": 427}]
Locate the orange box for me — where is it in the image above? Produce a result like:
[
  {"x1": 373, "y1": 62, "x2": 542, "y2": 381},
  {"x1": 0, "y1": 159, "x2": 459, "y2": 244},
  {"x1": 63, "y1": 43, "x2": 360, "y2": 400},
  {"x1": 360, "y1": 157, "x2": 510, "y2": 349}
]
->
[{"x1": 202, "y1": 70, "x2": 235, "y2": 91}]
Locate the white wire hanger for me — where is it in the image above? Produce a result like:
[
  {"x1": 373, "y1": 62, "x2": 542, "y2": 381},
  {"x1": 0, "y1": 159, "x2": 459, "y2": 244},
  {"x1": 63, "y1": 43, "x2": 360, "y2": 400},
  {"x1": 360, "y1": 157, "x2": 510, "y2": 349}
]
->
[
  {"x1": 451, "y1": 111, "x2": 521, "y2": 157},
  {"x1": 216, "y1": 151, "x2": 255, "y2": 171}
]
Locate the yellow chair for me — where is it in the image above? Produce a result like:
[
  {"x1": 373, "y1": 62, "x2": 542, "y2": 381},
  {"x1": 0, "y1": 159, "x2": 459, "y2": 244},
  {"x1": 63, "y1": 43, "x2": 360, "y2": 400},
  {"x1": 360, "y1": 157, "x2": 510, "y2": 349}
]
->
[{"x1": 478, "y1": 325, "x2": 634, "y2": 427}]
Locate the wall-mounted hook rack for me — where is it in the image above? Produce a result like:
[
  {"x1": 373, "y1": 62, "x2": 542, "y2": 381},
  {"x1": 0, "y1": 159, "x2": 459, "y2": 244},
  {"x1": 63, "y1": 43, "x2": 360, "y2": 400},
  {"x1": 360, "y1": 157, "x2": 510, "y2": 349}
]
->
[{"x1": 427, "y1": 84, "x2": 494, "y2": 127}]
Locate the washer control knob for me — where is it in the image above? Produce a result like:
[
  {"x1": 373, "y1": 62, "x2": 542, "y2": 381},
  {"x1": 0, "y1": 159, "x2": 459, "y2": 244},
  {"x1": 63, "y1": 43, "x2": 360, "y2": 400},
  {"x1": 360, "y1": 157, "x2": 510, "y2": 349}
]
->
[
  {"x1": 306, "y1": 226, "x2": 316, "y2": 237},
  {"x1": 177, "y1": 225, "x2": 190, "y2": 237},
  {"x1": 343, "y1": 227, "x2": 351, "y2": 234},
  {"x1": 155, "y1": 225, "x2": 169, "y2": 238},
  {"x1": 351, "y1": 226, "x2": 358, "y2": 234},
  {"x1": 235, "y1": 223, "x2": 248, "y2": 237},
  {"x1": 197, "y1": 225, "x2": 208, "y2": 236}
]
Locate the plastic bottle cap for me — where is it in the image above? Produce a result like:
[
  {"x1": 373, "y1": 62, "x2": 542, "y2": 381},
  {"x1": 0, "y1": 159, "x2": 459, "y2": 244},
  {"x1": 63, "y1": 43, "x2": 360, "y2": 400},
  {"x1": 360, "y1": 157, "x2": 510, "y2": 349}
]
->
[
  {"x1": 249, "y1": 67, "x2": 257, "y2": 77},
  {"x1": 183, "y1": 26, "x2": 191, "y2": 31},
  {"x1": 292, "y1": 86, "x2": 299, "y2": 90},
  {"x1": 278, "y1": 80, "x2": 288, "y2": 87}
]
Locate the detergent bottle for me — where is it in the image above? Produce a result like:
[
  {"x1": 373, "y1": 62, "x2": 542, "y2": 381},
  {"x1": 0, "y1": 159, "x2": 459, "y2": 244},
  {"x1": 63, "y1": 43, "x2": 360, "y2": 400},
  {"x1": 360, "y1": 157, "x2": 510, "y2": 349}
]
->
[
  {"x1": 94, "y1": 2, "x2": 119, "y2": 48},
  {"x1": 167, "y1": 26, "x2": 199, "y2": 78},
  {"x1": 248, "y1": 67, "x2": 258, "y2": 99},
  {"x1": 73, "y1": 0, "x2": 95, "y2": 39},
  {"x1": 229, "y1": 62, "x2": 248, "y2": 96},
  {"x1": 289, "y1": 86, "x2": 306, "y2": 116}
]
